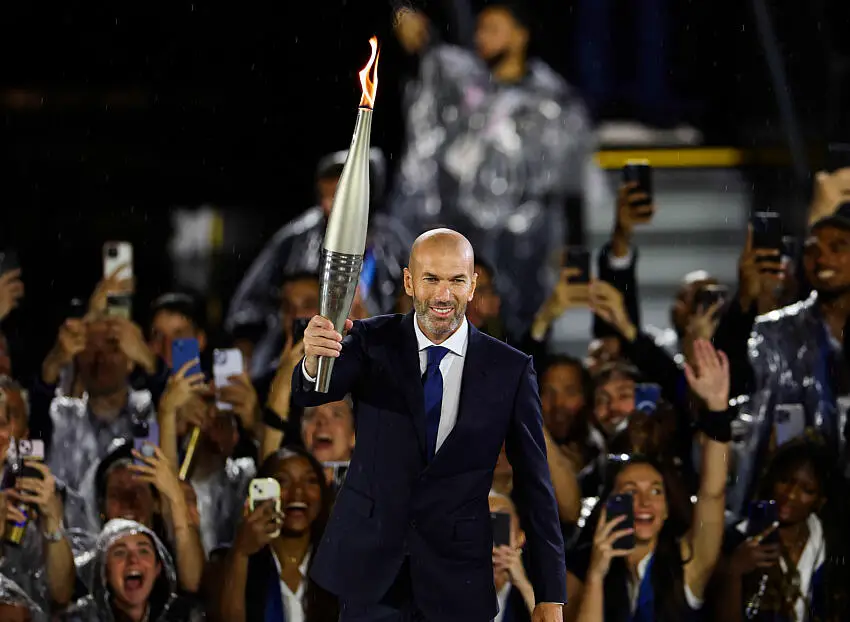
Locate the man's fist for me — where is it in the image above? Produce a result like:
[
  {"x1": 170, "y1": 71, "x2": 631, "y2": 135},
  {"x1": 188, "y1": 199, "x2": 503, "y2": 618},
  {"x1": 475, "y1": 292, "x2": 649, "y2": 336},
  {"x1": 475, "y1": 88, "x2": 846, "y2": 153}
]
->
[{"x1": 303, "y1": 315, "x2": 353, "y2": 377}]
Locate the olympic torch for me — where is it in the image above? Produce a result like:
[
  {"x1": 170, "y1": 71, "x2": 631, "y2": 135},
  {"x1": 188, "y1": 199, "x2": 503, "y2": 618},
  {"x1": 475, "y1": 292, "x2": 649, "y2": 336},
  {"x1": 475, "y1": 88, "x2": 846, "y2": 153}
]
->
[{"x1": 315, "y1": 37, "x2": 381, "y2": 393}]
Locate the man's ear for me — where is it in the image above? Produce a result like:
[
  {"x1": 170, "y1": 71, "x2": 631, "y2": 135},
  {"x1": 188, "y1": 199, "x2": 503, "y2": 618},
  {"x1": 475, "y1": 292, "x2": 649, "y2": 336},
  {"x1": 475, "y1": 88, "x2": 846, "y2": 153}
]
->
[
  {"x1": 403, "y1": 268, "x2": 414, "y2": 297},
  {"x1": 197, "y1": 331, "x2": 208, "y2": 353},
  {"x1": 516, "y1": 528, "x2": 526, "y2": 549},
  {"x1": 468, "y1": 272, "x2": 478, "y2": 302}
]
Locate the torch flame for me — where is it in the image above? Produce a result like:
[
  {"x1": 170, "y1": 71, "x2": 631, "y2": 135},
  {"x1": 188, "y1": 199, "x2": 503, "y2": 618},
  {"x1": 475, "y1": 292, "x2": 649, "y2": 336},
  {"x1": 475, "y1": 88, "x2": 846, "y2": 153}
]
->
[{"x1": 358, "y1": 36, "x2": 380, "y2": 109}]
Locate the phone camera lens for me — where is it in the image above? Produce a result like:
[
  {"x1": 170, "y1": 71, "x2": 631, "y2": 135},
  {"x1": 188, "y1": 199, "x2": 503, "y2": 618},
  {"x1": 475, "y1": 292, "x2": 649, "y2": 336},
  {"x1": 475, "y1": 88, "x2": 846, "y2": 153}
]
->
[{"x1": 107, "y1": 247, "x2": 118, "y2": 258}]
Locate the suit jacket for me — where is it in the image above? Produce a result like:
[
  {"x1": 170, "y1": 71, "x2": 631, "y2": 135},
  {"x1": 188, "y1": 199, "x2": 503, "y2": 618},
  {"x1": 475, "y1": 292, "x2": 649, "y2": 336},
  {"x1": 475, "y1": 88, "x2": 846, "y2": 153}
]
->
[{"x1": 291, "y1": 312, "x2": 566, "y2": 621}]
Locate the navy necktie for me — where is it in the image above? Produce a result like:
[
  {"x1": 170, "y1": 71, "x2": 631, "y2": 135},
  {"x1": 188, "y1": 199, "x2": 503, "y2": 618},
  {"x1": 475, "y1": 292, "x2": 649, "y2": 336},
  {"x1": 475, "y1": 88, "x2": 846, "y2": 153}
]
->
[{"x1": 423, "y1": 346, "x2": 449, "y2": 460}]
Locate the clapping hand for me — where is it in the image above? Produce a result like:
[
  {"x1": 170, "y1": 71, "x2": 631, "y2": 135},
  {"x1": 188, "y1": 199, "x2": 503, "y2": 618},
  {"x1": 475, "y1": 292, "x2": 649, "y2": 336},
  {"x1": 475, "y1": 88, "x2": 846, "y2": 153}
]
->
[{"x1": 683, "y1": 339, "x2": 730, "y2": 412}]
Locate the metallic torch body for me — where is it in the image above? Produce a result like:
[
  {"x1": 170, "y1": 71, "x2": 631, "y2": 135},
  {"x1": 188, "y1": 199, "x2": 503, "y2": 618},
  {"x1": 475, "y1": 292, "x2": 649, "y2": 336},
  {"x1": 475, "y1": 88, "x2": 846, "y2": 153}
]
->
[{"x1": 315, "y1": 107, "x2": 373, "y2": 392}]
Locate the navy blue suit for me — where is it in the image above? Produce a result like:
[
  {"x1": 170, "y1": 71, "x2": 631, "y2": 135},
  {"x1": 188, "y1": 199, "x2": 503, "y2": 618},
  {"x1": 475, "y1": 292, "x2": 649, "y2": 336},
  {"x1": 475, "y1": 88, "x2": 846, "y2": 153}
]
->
[{"x1": 291, "y1": 312, "x2": 566, "y2": 621}]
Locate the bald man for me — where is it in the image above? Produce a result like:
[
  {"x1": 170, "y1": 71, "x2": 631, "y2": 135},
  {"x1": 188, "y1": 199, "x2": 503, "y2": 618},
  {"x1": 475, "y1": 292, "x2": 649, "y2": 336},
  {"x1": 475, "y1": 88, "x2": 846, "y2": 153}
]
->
[{"x1": 293, "y1": 229, "x2": 565, "y2": 622}]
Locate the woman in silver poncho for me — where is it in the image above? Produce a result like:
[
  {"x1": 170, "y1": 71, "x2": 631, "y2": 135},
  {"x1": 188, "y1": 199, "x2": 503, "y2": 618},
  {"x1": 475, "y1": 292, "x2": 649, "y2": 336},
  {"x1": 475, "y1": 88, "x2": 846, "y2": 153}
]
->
[{"x1": 62, "y1": 518, "x2": 201, "y2": 622}]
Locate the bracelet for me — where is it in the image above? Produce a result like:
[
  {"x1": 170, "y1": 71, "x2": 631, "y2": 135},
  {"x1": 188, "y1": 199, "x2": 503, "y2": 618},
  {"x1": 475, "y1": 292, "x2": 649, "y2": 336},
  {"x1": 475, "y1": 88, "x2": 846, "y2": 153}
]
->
[
  {"x1": 42, "y1": 527, "x2": 64, "y2": 543},
  {"x1": 262, "y1": 406, "x2": 288, "y2": 433},
  {"x1": 698, "y1": 406, "x2": 735, "y2": 443}
]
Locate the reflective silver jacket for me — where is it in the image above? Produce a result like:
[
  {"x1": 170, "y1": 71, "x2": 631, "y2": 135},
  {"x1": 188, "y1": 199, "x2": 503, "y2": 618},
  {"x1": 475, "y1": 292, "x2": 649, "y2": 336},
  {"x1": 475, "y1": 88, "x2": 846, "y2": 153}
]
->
[
  {"x1": 730, "y1": 293, "x2": 848, "y2": 513},
  {"x1": 47, "y1": 389, "x2": 157, "y2": 493},
  {"x1": 0, "y1": 574, "x2": 46, "y2": 622},
  {"x1": 65, "y1": 519, "x2": 199, "y2": 622},
  {"x1": 389, "y1": 44, "x2": 595, "y2": 337}
]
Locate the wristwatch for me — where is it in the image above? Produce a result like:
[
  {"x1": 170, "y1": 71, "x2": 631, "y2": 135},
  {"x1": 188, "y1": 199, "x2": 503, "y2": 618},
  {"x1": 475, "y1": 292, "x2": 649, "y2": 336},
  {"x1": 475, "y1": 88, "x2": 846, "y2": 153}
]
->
[{"x1": 42, "y1": 527, "x2": 64, "y2": 543}]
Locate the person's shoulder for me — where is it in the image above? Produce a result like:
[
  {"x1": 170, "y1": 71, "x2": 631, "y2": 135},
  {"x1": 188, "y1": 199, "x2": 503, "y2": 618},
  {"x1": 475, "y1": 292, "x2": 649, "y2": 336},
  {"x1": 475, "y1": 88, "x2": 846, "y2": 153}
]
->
[
  {"x1": 753, "y1": 293, "x2": 816, "y2": 331},
  {"x1": 474, "y1": 329, "x2": 530, "y2": 368},
  {"x1": 353, "y1": 313, "x2": 408, "y2": 339}
]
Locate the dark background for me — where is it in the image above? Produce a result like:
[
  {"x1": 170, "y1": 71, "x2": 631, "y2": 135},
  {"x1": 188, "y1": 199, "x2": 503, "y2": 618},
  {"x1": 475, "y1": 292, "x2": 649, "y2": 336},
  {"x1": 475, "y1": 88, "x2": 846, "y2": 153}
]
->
[{"x1": 1, "y1": 0, "x2": 846, "y2": 377}]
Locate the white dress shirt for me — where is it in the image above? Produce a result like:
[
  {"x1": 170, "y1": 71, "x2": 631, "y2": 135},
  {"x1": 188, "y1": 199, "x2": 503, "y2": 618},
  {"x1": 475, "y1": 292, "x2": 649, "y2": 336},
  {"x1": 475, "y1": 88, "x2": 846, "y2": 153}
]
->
[
  {"x1": 413, "y1": 317, "x2": 468, "y2": 454},
  {"x1": 302, "y1": 317, "x2": 469, "y2": 454},
  {"x1": 271, "y1": 549, "x2": 312, "y2": 622}
]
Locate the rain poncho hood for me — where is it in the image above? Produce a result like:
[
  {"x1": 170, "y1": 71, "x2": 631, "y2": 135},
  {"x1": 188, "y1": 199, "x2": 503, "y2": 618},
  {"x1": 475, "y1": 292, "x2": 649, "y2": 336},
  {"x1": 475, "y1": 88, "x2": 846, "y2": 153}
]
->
[{"x1": 72, "y1": 519, "x2": 178, "y2": 622}]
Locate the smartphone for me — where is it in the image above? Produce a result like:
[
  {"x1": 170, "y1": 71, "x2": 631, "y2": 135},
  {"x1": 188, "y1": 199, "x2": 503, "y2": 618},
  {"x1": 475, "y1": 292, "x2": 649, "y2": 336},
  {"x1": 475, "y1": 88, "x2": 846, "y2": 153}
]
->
[
  {"x1": 751, "y1": 212, "x2": 783, "y2": 253},
  {"x1": 634, "y1": 383, "x2": 662, "y2": 414},
  {"x1": 248, "y1": 478, "x2": 282, "y2": 539},
  {"x1": 623, "y1": 160, "x2": 653, "y2": 209},
  {"x1": 292, "y1": 317, "x2": 310, "y2": 344},
  {"x1": 491, "y1": 510, "x2": 511, "y2": 547},
  {"x1": 564, "y1": 247, "x2": 591, "y2": 285},
  {"x1": 103, "y1": 242, "x2": 134, "y2": 281},
  {"x1": 172, "y1": 338, "x2": 202, "y2": 377},
  {"x1": 0, "y1": 249, "x2": 20, "y2": 276},
  {"x1": 131, "y1": 418, "x2": 150, "y2": 466},
  {"x1": 213, "y1": 348, "x2": 244, "y2": 411},
  {"x1": 68, "y1": 298, "x2": 86, "y2": 319},
  {"x1": 773, "y1": 403, "x2": 806, "y2": 447},
  {"x1": 606, "y1": 493, "x2": 635, "y2": 550},
  {"x1": 17, "y1": 439, "x2": 46, "y2": 480},
  {"x1": 694, "y1": 284, "x2": 729, "y2": 313},
  {"x1": 747, "y1": 500, "x2": 780, "y2": 544},
  {"x1": 106, "y1": 294, "x2": 132, "y2": 319},
  {"x1": 826, "y1": 142, "x2": 850, "y2": 172}
]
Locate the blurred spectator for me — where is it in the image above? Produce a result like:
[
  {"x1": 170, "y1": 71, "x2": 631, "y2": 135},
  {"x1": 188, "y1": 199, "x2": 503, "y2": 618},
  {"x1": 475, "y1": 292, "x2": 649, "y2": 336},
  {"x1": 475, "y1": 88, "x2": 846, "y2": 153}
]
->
[
  {"x1": 226, "y1": 151, "x2": 412, "y2": 377},
  {"x1": 147, "y1": 293, "x2": 208, "y2": 371},
  {"x1": 391, "y1": 1, "x2": 598, "y2": 340},
  {"x1": 489, "y1": 491, "x2": 535, "y2": 621},
  {"x1": 466, "y1": 260, "x2": 504, "y2": 340}
]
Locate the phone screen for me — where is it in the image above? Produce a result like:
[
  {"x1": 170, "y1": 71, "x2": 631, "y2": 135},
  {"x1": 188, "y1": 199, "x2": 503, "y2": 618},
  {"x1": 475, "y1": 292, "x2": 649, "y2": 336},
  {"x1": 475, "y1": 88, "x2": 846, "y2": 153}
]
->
[
  {"x1": 606, "y1": 493, "x2": 635, "y2": 550},
  {"x1": 491, "y1": 511, "x2": 511, "y2": 547},
  {"x1": 564, "y1": 248, "x2": 591, "y2": 284},
  {"x1": 171, "y1": 338, "x2": 202, "y2": 377},
  {"x1": 694, "y1": 285, "x2": 729, "y2": 313}
]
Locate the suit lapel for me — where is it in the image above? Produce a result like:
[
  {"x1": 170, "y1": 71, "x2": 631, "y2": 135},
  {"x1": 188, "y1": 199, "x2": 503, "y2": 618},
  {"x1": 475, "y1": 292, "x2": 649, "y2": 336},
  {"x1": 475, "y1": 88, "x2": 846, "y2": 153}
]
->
[
  {"x1": 388, "y1": 312, "x2": 428, "y2": 461},
  {"x1": 431, "y1": 323, "x2": 487, "y2": 463}
]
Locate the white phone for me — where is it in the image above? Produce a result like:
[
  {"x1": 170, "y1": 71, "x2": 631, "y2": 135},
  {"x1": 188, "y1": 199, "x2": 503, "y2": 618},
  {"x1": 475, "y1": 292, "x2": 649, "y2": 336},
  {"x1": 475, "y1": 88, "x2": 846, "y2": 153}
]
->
[
  {"x1": 213, "y1": 348, "x2": 244, "y2": 411},
  {"x1": 17, "y1": 439, "x2": 45, "y2": 460},
  {"x1": 774, "y1": 404, "x2": 806, "y2": 447},
  {"x1": 103, "y1": 242, "x2": 134, "y2": 281},
  {"x1": 248, "y1": 478, "x2": 281, "y2": 538}
]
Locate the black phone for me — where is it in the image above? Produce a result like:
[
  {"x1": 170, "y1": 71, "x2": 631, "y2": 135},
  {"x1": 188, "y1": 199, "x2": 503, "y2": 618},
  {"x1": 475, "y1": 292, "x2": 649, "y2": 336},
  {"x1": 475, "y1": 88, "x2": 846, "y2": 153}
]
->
[
  {"x1": 68, "y1": 298, "x2": 86, "y2": 319},
  {"x1": 694, "y1": 284, "x2": 729, "y2": 312},
  {"x1": 491, "y1": 511, "x2": 511, "y2": 547},
  {"x1": 0, "y1": 249, "x2": 20, "y2": 276},
  {"x1": 623, "y1": 160, "x2": 653, "y2": 208},
  {"x1": 606, "y1": 493, "x2": 635, "y2": 550},
  {"x1": 747, "y1": 500, "x2": 780, "y2": 544},
  {"x1": 826, "y1": 142, "x2": 850, "y2": 171},
  {"x1": 564, "y1": 247, "x2": 591, "y2": 284},
  {"x1": 292, "y1": 317, "x2": 310, "y2": 344},
  {"x1": 751, "y1": 212, "x2": 783, "y2": 253}
]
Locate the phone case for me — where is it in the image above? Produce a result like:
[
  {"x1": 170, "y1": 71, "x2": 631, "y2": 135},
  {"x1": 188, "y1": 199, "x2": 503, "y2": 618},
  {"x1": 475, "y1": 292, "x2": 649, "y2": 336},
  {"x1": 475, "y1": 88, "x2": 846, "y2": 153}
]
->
[
  {"x1": 171, "y1": 339, "x2": 202, "y2": 377},
  {"x1": 606, "y1": 494, "x2": 635, "y2": 550},
  {"x1": 213, "y1": 348, "x2": 244, "y2": 411},
  {"x1": 103, "y1": 242, "x2": 134, "y2": 280},
  {"x1": 249, "y1": 478, "x2": 282, "y2": 538},
  {"x1": 491, "y1": 511, "x2": 511, "y2": 547}
]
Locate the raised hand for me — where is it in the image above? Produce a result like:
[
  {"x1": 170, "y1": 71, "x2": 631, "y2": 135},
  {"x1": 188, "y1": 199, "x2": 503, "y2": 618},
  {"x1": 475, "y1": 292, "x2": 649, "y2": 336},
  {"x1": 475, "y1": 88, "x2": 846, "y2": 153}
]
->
[
  {"x1": 0, "y1": 269, "x2": 24, "y2": 321},
  {"x1": 160, "y1": 358, "x2": 208, "y2": 417},
  {"x1": 233, "y1": 500, "x2": 283, "y2": 557},
  {"x1": 683, "y1": 339, "x2": 730, "y2": 412},
  {"x1": 218, "y1": 373, "x2": 259, "y2": 430},
  {"x1": 89, "y1": 262, "x2": 134, "y2": 314},
  {"x1": 587, "y1": 511, "x2": 635, "y2": 582},
  {"x1": 129, "y1": 443, "x2": 183, "y2": 506},
  {"x1": 590, "y1": 280, "x2": 636, "y2": 340},
  {"x1": 303, "y1": 315, "x2": 353, "y2": 378},
  {"x1": 738, "y1": 226, "x2": 782, "y2": 312},
  {"x1": 7, "y1": 461, "x2": 63, "y2": 530}
]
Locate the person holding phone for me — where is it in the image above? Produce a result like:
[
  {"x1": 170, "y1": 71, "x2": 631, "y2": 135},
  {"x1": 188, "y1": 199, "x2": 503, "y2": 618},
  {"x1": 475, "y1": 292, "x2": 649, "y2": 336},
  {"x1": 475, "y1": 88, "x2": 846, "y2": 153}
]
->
[
  {"x1": 489, "y1": 491, "x2": 535, "y2": 622},
  {"x1": 566, "y1": 340, "x2": 732, "y2": 622},
  {"x1": 294, "y1": 229, "x2": 565, "y2": 622},
  {"x1": 713, "y1": 435, "x2": 847, "y2": 621}
]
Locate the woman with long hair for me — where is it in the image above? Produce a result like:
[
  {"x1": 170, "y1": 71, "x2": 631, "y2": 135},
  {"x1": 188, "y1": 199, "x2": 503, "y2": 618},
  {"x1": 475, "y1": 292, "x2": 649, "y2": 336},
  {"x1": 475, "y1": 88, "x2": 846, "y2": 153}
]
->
[
  {"x1": 565, "y1": 339, "x2": 732, "y2": 621},
  {"x1": 712, "y1": 434, "x2": 849, "y2": 621},
  {"x1": 210, "y1": 446, "x2": 338, "y2": 622}
]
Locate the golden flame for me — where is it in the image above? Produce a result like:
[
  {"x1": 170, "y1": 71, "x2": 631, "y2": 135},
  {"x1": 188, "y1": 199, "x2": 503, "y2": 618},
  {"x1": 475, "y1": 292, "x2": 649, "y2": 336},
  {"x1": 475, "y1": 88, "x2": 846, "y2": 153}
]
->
[{"x1": 358, "y1": 36, "x2": 380, "y2": 109}]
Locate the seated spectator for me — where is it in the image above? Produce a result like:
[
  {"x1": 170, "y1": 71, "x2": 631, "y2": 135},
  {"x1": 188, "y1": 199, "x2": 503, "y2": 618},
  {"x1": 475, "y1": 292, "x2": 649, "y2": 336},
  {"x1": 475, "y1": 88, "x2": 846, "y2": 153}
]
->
[
  {"x1": 712, "y1": 435, "x2": 849, "y2": 621},
  {"x1": 489, "y1": 491, "x2": 535, "y2": 621},
  {"x1": 67, "y1": 518, "x2": 199, "y2": 621},
  {"x1": 209, "y1": 446, "x2": 337, "y2": 622}
]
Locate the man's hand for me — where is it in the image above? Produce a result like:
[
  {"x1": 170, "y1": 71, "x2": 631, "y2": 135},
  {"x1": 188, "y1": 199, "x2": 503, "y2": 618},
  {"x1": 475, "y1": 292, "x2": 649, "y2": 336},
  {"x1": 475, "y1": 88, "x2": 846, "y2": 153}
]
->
[
  {"x1": 159, "y1": 358, "x2": 207, "y2": 420},
  {"x1": 89, "y1": 263, "x2": 134, "y2": 315},
  {"x1": 394, "y1": 8, "x2": 430, "y2": 54},
  {"x1": 109, "y1": 317, "x2": 156, "y2": 373},
  {"x1": 589, "y1": 281, "x2": 636, "y2": 341},
  {"x1": 268, "y1": 335, "x2": 306, "y2": 420},
  {"x1": 809, "y1": 167, "x2": 850, "y2": 225},
  {"x1": 7, "y1": 461, "x2": 63, "y2": 533},
  {"x1": 303, "y1": 315, "x2": 353, "y2": 378},
  {"x1": 129, "y1": 443, "x2": 183, "y2": 507},
  {"x1": 0, "y1": 269, "x2": 24, "y2": 322},
  {"x1": 738, "y1": 226, "x2": 782, "y2": 312},
  {"x1": 532, "y1": 603, "x2": 563, "y2": 622},
  {"x1": 612, "y1": 181, "x2": 652, "y2": 257},
  {"x1": 218, "y1": 372, "x2": 259, "y2": 431},
  {"x1": 531, "y1": 268, "x2": 589, "y2": 341},
  {"x1": 42, "y1": 319, "x2": 87, "y2": 384},
  {"x1": 0, "y1": 491, "x2": 27, "y2": 540}
]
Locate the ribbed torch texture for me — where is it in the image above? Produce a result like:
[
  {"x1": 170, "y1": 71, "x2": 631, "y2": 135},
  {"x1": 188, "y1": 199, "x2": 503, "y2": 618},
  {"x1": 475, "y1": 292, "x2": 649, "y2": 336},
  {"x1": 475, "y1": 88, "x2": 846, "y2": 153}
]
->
[{"x1": 315, "y1": 107, "x2": 373, "y2": 392}]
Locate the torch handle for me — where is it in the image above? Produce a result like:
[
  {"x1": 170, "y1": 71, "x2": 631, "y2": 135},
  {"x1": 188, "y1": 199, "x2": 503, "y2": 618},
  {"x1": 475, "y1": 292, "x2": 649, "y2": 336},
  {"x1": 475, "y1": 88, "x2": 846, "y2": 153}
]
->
[{"x1": 316, "y1": 249, "x2": 363, "y2": 394}]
